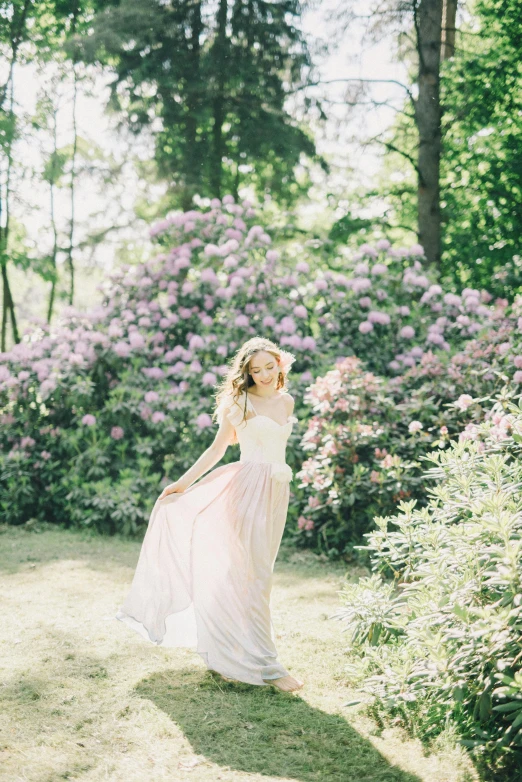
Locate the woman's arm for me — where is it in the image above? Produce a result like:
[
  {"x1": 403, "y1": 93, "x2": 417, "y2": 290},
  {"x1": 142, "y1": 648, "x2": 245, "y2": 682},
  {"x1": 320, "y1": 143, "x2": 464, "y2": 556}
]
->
[{"x1": 158, "y1": 415, "x2": 236, "y2": 499}]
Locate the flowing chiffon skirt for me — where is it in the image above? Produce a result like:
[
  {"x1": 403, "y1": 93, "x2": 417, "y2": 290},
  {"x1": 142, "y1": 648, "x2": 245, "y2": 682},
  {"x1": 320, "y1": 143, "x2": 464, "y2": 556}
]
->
[{"x1": 116, "y1": 459, "x2": 291, "y2": 685}]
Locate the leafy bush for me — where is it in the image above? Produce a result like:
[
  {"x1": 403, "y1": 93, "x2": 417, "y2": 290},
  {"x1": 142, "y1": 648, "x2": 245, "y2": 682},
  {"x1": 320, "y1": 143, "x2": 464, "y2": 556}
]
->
[
  {"x1": 336, "y1": 393, "x2": 522, "y2": 775},
  {"x1": 292, "y1": 352, "x2": 503, "y2": 558},
  {"x1": 0, "y1": 195, "x2": 513, "y2": 536}
]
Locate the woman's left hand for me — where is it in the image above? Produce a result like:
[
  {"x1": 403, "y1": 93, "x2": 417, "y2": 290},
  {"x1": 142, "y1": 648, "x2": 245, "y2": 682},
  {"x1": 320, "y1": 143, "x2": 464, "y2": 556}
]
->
[{"x1": 158, "y1": 479, "x2": 189, "y2": 501}]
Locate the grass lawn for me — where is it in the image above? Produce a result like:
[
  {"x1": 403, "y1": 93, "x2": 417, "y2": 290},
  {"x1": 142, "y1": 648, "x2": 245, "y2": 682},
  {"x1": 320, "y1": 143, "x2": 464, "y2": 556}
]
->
[{"x1": 0, "y1": 525, "x2": 478, "y2": 782}]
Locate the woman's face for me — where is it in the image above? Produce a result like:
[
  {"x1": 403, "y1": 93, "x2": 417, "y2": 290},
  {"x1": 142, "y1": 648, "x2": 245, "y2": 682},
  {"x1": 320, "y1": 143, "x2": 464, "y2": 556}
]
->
[{"x1": 248, "y1": 350, "x2": 279, "y2": 391}]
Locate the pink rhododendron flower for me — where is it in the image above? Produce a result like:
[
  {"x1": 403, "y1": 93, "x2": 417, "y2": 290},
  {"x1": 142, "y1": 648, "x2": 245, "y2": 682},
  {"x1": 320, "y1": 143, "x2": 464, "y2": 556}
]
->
[
  {"x1": 111, "y1": 426, "x2": 125, "y2": 440},
  {"x1": 398, "y1": 306, "x2": 410, "y2": 316},
  {"x1": 41, "y1": 450, "x2": 52, "y2": 460},
  {"x1": 455, "y1": 394, "x2": 474, "y2": 411},
  {"x1": 197, "y1": 413, "x2": 213, "y2": 429},
  {"x1": 82, "y1": 414, "x2": 96, "y2": 426},
  {"x1": 129, "y1": 332, "x2": 146, "y2": 350},
  {"x1": 296, "y1": 260, "x2": 309, "y2": 273},
  {"x1": 400, "y1": 326, "x2": 415, "y2": 338},
  {"x1": 315, "y1": 279, "x2": 328, "y2": 291},
  {"x1": 151, "y1": 411, "x2": 166, "y2": 424},
  {"x1": 351, "y1": 278, "x2": 372, "y2": 293},
  {"x1": 280, "y1": 316, "x2": 296, "y2": 334},
  {"x1": 514, "y1": 371, "x2": 522, "y2": 383},
  {"x1": 444, "y1": 293, "x2": 461, "y2": 307},
  {"x1": 368, "y1": 311, "x2": 390, "y2": 325},
  {"x1": 235, "y1": 314, "x2": 249, "y2": 327},
  {"x1": 408, "y1": 420, "x2": 423, "y2": 433},
  {"x1": 301, "y1": 336, "x2": 316, "y2": 351},
  {"x1": 21, "y1": 436, "x2": 35, "y2": 448},
  {"x1": 359, "y1": 297, "x2": 371, "y2": 308},
  {"x1": 293, "y1": 305, "x2": 307, "y2": 318},
  {"x1": 371, "y1": 263, "x2": 387, "y2": 276},
  {"x1": 514, "y1": 356, "x2": 522, "y2": 369},
  {"x1": 204, "y1": 244, "x2": 220, "y2": 257},
  {"x1": 359, "y1": 321, "x2": 373, "y2": 334},
  {"x1": 370, "y1": 470, "x2": 380, "y2": 483},
  {"x1": 409, "y1": 243, "x2": 424, "y2": 256},
  {"x1": 202, "y1": 371, "x2": 217, "y2": 386},
  {"x1": 144, "y1": 391, "x2": 160, "y2": 403},
  {"x1": 189, "y1": 335, "x2": 205, "y2": 350}
]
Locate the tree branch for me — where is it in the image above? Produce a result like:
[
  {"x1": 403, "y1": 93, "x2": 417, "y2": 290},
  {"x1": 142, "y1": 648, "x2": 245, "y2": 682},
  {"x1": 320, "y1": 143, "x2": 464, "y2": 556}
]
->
[{"x1": 300, "y1": 78, "x2": 416, "y2": 105}]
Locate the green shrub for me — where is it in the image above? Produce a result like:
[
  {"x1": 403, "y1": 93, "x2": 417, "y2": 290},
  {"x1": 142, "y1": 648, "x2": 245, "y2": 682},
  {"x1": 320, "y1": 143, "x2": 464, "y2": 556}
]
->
[{"x1": 337, "y1": 392, "x2": 522, "y2": 775}]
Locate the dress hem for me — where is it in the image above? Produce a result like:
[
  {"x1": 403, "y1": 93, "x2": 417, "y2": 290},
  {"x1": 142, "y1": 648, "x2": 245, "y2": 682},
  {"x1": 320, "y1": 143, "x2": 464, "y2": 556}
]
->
[{"x1": 115, "y1": 609, "x2": 288, "y2": 687}]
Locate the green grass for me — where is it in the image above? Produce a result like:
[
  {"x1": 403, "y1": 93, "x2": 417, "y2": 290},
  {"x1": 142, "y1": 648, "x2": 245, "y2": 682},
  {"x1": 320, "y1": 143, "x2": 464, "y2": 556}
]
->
[{"x1": 0, "y1": 525, "x2": 478, "y2": 782}]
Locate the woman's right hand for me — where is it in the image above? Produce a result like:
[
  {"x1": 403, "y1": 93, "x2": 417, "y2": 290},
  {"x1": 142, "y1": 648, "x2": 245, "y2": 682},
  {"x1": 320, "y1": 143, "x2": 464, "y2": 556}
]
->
[{"x1": 158, "y1": 479, "x2": 189, "y2": 501}]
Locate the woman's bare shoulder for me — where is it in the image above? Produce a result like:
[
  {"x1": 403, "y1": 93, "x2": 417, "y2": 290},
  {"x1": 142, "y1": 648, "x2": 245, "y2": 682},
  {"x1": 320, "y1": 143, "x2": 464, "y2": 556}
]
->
[{"x1": 279, "y1": 391, "x2": 295, "y2": 414}]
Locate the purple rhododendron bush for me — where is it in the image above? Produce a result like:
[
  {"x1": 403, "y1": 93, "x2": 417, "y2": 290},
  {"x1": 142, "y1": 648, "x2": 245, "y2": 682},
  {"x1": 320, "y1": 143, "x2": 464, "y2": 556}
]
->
[
  {"x1": 0, "y1": 194, "x2": 520, "y2": 540},
  {"x1": 294, "y1": 304, "x2": 522, "y2": 557}
]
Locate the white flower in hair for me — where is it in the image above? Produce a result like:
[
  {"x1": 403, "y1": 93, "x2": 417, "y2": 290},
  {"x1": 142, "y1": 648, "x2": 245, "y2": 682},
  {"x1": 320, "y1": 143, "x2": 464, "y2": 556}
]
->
[{"x1": 278, "y1": 349, "x2": 296, "y2": 374}]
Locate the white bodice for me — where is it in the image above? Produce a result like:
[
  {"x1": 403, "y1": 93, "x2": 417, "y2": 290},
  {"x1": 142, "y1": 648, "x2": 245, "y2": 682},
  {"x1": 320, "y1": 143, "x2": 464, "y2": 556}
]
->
[{"x1": 217, "y1": 391, "x2": 297, "y2": 482}]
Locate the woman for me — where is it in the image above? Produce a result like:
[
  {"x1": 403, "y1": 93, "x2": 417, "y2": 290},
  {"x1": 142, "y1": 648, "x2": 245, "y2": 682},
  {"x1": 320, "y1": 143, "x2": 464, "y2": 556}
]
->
[{"x1": 116, "y1": 336, "x2": 304, "y2": 692}]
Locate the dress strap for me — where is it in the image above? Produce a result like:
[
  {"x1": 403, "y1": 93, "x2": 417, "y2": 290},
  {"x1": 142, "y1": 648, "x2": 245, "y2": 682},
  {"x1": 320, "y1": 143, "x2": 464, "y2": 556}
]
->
[{"x1": 244, "y1": 392, "x2": 258, "y2": 417}]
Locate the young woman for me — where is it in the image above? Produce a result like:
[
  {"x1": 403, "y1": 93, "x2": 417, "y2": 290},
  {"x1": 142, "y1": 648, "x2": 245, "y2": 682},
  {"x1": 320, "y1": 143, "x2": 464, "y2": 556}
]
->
[{"x1": 116, "y1": 336, "x2": 304, "y2": 692}]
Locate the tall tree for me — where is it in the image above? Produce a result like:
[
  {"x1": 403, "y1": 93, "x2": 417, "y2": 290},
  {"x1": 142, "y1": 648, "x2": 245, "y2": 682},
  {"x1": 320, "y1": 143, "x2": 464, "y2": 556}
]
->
[
  {"x1": 439, "y1": 0, "x2": 522, "y2": 294},
  {"x1": 74, "y1": 0, "x2": 321, "y2": 207},
  {"x1": 327, "y1": 1, "x2": 452, "y2": 267}
]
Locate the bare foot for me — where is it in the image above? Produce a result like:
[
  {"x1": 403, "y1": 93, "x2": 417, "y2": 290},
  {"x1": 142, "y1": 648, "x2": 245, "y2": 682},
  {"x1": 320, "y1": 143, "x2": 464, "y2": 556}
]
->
[{"x1": 264, "y1": 675, "x2": 304, "y2": 692}]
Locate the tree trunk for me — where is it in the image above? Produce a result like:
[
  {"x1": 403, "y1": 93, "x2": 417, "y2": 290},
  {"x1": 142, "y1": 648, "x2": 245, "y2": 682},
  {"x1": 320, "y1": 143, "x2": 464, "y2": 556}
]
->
[
  {"x1": 0, "y1": 0, "x2": 30, "y2": 349},
  {"x1": 210, "y1": 0, "x2": 228, "y2": 198},
  {"x1": 1, "y1": 263, "x2": 18, "y2": 350},
  {"x1": 441, "y1": 0, "x2": 457, "y2": 60},
  {"x1": 415, "y1": 0, "x2": 443, "y2": 268},
  {"x1": 47, "y1": 109, "x2": 59, "y2": 324},
  {"x1": 0, "y1": 77, "x2": 19, "y2": 349},
  {"x1": 183, "y1": 0, "x2": 202, "y2": 209},
  {"x1": 67, "y1": 2, "x2": 80, "y2": 306}
]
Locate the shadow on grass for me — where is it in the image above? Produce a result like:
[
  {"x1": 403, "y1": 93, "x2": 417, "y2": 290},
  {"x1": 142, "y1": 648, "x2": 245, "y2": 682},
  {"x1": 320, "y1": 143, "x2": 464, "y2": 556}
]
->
[{"x1": 135, "y1": 668, "x2": 422, "y2": 782}]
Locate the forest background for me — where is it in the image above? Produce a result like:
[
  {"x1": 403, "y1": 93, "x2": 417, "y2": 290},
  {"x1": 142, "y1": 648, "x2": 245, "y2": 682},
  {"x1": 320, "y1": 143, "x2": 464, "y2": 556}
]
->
[{"x1": 2, "y1": 0, "x2": 520, "y2": 343}]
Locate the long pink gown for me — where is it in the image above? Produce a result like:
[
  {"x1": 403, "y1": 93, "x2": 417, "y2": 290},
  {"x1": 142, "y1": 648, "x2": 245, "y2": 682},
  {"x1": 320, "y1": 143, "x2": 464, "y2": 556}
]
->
[{"x1": 115, "y1": 391, "x2": 297, "y2": 685}]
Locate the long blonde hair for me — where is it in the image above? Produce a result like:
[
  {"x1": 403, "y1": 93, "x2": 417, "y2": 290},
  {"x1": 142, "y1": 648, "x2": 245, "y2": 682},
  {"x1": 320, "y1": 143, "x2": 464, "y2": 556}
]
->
[{"x1": 213, "y1": 337, "x2": 295, "y2": 441}]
